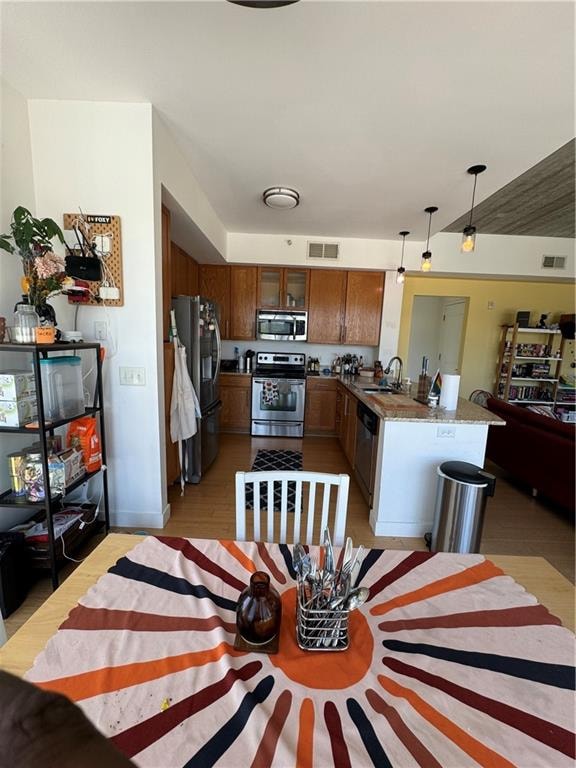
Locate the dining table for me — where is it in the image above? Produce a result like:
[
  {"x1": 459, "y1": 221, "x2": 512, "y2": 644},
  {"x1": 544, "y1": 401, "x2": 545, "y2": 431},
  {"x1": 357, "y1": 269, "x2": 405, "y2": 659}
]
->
[{"x1": 1, "y1": 532, "x2": 575, "y2": 768}]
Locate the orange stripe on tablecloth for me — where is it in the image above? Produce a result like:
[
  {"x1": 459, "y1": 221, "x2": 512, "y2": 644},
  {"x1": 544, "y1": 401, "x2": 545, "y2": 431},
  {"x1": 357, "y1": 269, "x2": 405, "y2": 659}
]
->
[
  {"x1": 296, "y1": 698, "x2": 314, "y2": 768},
  {"x1": 378, "y1": 674, "x2": 515, "y2": 768},
  {"x1": 370, "y1": 560, "x2": 503, "y2": 617},
  {"x1": 220, "y1": 539, "x2": 257, "y2": 574},
  {"x1": 35, "y1": 641, "x2": 243, "y2": 702}
]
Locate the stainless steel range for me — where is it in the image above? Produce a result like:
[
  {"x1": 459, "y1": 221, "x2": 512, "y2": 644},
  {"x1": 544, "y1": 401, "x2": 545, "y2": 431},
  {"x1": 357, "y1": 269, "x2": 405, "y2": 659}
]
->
[{"x1": 251, "y1": 352, "x2": 306, "y2": 437}]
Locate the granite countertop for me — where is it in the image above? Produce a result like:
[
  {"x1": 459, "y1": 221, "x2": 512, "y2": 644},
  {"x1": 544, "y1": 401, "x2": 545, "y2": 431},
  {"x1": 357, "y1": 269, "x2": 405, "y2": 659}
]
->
[{"x1": 341, "y1": 376, "x2": 504, "y2": 426}]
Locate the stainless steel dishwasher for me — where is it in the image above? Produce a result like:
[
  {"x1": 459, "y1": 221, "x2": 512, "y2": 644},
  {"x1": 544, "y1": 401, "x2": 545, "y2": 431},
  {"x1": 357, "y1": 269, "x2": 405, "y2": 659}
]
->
[{"x1": 355, "y1": 401, "x2": 379, "y2": 506}]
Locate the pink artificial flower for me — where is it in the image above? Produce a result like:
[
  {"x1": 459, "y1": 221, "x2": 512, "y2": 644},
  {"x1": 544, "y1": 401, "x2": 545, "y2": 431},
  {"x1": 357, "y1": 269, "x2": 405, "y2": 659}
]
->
[{"x1": 34, "y1": 251, "x2": 65, "y2": 279}]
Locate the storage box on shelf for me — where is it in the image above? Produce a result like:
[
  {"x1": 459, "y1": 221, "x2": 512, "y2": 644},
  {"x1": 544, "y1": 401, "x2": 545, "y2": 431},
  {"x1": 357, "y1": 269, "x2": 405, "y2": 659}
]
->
[
  {"x1": 494, "y1": 323, "x2": 565, "y2": 407},
  {"x1": 0, "y1": 342, "x2": 110, "y2": 589}
]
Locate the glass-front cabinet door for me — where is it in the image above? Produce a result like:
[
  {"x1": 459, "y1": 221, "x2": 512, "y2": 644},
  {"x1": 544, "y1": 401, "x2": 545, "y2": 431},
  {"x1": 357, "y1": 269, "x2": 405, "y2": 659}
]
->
[
  {"x1": 258, "y1": 268, "x2": 309, "y2": 308},
  {"x1": 259, "y1": 268, "x2": 282, "y2": 308},
  {"x1": 285, "y1": 269, "x2": 308, "y2": 308}
]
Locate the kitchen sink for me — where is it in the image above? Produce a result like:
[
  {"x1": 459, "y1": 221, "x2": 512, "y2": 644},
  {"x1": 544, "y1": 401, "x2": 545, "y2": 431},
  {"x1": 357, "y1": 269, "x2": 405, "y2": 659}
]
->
[{"x1": 361, "y1": 387, "x2": 401, "y2": 394}]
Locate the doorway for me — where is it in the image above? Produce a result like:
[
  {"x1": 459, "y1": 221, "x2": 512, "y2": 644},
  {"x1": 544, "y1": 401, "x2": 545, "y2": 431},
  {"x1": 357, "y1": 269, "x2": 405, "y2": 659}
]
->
[{"x1": 406, "y1": 296, "x2": 468, "y2": 380}]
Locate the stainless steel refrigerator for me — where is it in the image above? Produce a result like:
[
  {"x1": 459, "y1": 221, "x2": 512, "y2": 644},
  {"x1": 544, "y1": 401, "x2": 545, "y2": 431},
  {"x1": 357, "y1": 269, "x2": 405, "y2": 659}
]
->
[{"x1": 172, "y1": 295, "x2": 222, "y2": 483}]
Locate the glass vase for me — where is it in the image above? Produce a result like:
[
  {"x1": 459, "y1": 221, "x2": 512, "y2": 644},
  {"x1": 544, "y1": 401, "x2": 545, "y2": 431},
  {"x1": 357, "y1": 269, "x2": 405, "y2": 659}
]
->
[{"x1": 236, "y1": 571, "x2": 282, "y2": 645}]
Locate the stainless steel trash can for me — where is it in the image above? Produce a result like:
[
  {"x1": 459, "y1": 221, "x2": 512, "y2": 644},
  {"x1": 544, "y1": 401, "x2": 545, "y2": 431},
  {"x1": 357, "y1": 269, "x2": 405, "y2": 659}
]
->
[{"x1": 431, "y1": 461, "x2": 496, "y2": 553}]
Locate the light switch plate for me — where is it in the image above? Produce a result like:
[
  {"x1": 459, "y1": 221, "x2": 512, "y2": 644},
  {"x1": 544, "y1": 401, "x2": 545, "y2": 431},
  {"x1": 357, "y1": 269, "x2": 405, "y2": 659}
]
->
[
  {"x1": 119, "y1": 367, "x2": 146, "y2": 386},
  {"x1": 94, "y1": 321, "x2": 107, "y2": 340}
]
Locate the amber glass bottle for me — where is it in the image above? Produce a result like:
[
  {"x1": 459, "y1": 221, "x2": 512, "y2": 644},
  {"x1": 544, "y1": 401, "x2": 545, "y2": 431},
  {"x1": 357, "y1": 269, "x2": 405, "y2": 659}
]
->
[{"x1": 236, "y1": 571, "x2": 282, "y2": 645}]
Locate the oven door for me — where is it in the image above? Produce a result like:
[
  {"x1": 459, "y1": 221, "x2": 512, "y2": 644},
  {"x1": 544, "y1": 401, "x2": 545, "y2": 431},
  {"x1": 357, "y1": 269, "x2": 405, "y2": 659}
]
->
[{"x1": 251, "y1": 378, "x2": 306, "y2": 422}]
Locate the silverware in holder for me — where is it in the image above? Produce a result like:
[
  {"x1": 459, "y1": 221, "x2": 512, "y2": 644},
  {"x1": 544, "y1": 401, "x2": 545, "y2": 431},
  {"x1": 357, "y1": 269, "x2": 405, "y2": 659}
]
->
[{"x1": 296, "y1": 587, "x2": 349, "y2": 651}]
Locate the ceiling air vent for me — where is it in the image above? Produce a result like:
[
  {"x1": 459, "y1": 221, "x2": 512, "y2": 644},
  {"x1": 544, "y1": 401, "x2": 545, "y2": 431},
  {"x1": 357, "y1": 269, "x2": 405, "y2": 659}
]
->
[
  {"x1": 307, "y1": 241, "x2": 340, "y2": 260},
  {"x1": 542, "y1": 255, "x2": 566, "y2": 269}
]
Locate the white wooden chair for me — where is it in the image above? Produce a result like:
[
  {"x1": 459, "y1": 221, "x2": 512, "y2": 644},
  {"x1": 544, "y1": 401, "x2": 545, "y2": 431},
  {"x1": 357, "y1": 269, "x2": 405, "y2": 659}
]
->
[
  {"x1": 0, "y1": 614, "x2": 7, "y2": 647},
  {"x1": 235, "y1": 470, "x2": 350, "y2": 546}
]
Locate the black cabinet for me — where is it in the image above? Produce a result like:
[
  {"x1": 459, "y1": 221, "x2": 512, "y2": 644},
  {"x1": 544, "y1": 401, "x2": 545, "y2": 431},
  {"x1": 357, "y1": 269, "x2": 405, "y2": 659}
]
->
[{"x1": 0, "y1": 342, "x2": 110, "y2": 589}]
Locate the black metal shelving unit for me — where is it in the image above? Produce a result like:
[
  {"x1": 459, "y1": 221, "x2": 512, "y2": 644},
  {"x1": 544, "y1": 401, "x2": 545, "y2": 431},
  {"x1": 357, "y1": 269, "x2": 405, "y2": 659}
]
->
[{"x1": 0, "y1": 342, "x2": 110, "y2": 589}]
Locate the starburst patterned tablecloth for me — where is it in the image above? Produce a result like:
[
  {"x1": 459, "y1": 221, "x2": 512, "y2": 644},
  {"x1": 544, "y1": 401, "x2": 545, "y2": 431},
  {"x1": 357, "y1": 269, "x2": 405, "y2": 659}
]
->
[{"x1": 26, "y1": 536, "x2": 576, "y2": 768}]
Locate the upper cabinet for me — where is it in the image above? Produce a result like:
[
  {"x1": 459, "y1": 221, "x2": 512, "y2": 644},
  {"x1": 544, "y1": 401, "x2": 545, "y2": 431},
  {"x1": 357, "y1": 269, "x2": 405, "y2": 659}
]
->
[
  {"x1": 308, "y1": 269, "x2": 347, "y2": 344},
  {"x1": 199, "y1": 265, "x2": 231, "y2": 339},
  {"x1": 229, "y1": 266, "x2": 258, "y2": 340},
  {"x1": 343, "y1": 271, "x2": 384, "y2": 346},
  {"x1": 308, "y1": 269, "x2": 384, "y2": 346},
  {"x1": 199, "y1": 264, "x2": 258, "y2": 341},
  {"x1": 258, "y1": 268, "x2": 309, "y2": 309}
]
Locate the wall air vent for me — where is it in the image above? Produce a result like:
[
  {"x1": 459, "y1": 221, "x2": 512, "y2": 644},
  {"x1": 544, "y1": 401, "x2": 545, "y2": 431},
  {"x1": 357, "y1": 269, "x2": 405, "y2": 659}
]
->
[
  {"x1": 541, "y1": 255, "x2": 566, "y2": 269},
  {"x1": 307, "y1": 242, "x2": 340, "y2": 260}
]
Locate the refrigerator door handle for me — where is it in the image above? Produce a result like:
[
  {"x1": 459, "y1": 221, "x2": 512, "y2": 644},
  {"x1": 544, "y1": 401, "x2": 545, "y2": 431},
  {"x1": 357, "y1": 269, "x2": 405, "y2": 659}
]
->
[
  {"x1": 213, "y1": 318, "x2": 222, "y2": 385},
  {"x1": 204, "y1": 400, "x2": 222, "y2": 418}
]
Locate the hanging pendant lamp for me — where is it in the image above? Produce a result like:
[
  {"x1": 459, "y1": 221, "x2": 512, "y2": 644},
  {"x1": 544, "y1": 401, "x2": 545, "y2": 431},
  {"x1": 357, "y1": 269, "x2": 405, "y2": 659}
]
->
[
  {"x1": 461, "y1": 164, "x2": 487, "y2": 253},
  {"x1": 421, "y1": 206, "x2": 438, "y2": 272},
  {"x1": 396, "y1": 231, "x2": 409, "y2": 284}
]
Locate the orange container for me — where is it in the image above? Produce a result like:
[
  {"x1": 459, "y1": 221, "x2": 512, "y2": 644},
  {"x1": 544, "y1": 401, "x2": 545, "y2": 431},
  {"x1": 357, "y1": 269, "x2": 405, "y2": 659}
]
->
[{"x1": 35, "y1": 326, "x2": 56, "y2": 344}]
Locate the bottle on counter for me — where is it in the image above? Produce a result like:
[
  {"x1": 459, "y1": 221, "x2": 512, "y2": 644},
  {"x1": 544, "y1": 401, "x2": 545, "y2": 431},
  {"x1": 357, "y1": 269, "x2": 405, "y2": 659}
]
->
[{"x1": 236, "y1": 571, "x2": 282, "y2": 645}]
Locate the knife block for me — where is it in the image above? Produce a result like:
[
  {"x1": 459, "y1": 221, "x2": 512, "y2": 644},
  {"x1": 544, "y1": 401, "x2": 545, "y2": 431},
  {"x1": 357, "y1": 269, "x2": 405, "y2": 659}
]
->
[{"x1": 417, "y1": 374, "x2": 431, "y2": 401}]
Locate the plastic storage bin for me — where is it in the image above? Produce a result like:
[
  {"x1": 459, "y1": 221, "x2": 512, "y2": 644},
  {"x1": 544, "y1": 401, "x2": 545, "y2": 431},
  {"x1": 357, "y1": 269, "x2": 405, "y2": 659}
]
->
[{"x1": 39, "y1": 356, "x2": 84, "y2": 421}]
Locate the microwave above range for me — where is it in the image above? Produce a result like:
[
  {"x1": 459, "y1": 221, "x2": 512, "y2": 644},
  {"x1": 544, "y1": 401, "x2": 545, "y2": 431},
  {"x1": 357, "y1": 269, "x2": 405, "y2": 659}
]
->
[{"x1": 256, "y1": 310, "x2": 307, "y2": 342}]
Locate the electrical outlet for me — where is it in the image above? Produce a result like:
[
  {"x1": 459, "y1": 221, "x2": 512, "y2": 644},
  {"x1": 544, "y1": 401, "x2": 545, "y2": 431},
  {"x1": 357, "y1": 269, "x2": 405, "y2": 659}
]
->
[
  {"x1": 437, "y1": 426, "x2": 456, "y2": 438},
  {"x1": 119, "y1": 367, "x2": 146, "y2": 386},
  {"x1": 94, "y1": 321, "x2": 107, "y2": 340}
]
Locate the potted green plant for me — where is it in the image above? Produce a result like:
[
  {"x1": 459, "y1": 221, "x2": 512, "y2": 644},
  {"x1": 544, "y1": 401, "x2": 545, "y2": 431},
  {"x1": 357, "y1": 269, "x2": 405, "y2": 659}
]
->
[{"x1": 0, "y1": 206, "x2": 68, "y2": 320}]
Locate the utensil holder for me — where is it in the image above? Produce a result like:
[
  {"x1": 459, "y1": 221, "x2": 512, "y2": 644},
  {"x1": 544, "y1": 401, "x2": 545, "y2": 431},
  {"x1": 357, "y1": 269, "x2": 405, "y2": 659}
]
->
[{"x1": 296, "y1": 588, "x2": 349, "y2": 651}]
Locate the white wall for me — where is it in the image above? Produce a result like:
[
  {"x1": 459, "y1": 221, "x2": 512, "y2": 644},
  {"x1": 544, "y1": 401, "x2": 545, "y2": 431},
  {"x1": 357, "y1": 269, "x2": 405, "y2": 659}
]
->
[
  {"x1": 28, "y1": 99, "x2": 165, "y2": 528},
  {"x1": 0, "y1": 79, "x2": 36, "y2": 320},
  {"x1": 227, "y1": 230, "x2": 576, "y2": 281},
  {"x1": 0, "y1": 80, "x2": 40, "y2": 527}
]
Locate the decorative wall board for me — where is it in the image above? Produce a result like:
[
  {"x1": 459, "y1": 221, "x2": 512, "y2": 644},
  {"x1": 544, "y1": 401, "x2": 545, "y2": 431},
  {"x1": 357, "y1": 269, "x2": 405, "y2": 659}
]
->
[{"x1": 63, "y1": 213, "x2": 124, "y2": 306}]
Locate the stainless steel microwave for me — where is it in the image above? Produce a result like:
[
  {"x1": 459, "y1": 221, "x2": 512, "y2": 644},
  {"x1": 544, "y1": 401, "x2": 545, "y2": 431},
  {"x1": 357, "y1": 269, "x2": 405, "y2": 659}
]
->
[{"x1": 256, "y1": 310, "x2": 308, "y2": 341}]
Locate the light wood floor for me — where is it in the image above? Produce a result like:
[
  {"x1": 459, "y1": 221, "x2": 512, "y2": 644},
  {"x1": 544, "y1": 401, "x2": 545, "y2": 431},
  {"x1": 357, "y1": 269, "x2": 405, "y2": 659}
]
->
[{"x1": 4, "y1": 434, "x2": 574, "y2": 639}]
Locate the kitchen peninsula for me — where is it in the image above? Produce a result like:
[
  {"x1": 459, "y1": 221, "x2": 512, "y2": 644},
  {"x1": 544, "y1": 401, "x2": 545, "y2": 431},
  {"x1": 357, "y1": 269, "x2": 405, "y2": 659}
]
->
[{"x1": 347, "y1": 379, "x2": 505, "y2": 537}]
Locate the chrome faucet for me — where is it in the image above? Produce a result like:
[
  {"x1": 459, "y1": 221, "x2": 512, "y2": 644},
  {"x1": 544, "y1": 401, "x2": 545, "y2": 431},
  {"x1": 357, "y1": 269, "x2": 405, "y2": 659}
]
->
[{"x1": 383, "y1": 356, "x2": 403, "y2": 389}]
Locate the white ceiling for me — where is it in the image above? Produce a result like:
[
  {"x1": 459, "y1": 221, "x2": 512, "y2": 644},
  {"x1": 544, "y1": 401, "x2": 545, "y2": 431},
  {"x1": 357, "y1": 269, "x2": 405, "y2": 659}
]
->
[{"x1": 2, "y1": 1, "x2": 574, "y2": 241}]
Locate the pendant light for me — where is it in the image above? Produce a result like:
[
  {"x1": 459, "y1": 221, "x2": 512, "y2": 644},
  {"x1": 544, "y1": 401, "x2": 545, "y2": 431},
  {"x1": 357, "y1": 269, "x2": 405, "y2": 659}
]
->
[
  {"x1": 461, "y1": 164, "x2": 487, "y2": 253},
  {"x1": 396, "y1": 231, "x2": 409, "y2": 284},
  {"x1": 421, "y1": 206, "x2": 438, "y2": 272}
]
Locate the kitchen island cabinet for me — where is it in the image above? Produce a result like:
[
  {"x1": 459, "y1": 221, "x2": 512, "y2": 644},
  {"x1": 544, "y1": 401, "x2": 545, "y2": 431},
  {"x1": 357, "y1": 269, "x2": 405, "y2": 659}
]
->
[
  {"x1": 219, "y1": 373, "x2": 251, "y2": 433},
  {"x1": 304, "y1": 376, "x2": 338, "y2": 435},
  {"x1": 339, "y1": 377, "x2": 504, "y2": 537}
]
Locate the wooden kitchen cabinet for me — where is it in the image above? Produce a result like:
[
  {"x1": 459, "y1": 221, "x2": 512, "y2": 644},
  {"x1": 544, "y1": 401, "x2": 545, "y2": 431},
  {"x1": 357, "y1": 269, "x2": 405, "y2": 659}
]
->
[
  {"x1": 343, "y1": 271, "x2": 385, "y2": 346},
  {"x1": 220, "y1": 374, "x2": 252, "y2": 433},
  {"x1": 229, "y1": 266, "x2": 258, "y2": 340},
  {"x1": 308, "y1": 269, "x2": 347, "y2": 344},
  {"x1": 199, "y1": 265, "x2": 231, "y2": 338},
  {"x1": 337, "y1": 382, "x2": 357, "y2": 467},
  {"x1": 171, "y1": 243, "x2": 199, "y2": 297},
  {"x1": 304, "y1": 376, "x2": 338, "y2": 435},
  {"x1": 200, "y1": 265, "x2": 258, "y2": 340},
  {"x1": 258, "y1": 267, "x2": 309, "y2": 309}
]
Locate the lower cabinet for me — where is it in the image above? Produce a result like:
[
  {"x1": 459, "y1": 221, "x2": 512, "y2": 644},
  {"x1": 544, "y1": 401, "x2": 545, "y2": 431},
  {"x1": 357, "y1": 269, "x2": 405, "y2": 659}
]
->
[
  {"x1": 337, "y1": 382, "x2": 357, "y2": 467},
  {"x1": 304, "y1": 377, "x2": 338, "y2": 435},
  {"x1": 220, "y1": 374, "x2": 252, "y2": 433}
]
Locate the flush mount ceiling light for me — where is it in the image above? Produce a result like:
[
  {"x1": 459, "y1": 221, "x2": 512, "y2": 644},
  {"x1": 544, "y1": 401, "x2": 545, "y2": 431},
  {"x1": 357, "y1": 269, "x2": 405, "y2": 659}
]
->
[
  {"x1": 228, "y1": 1, "x2": 300, "y2": 7},
  {"x1": 461, "y1": 164, "x2": 487, "y2": 253},
  {"x1": 421, "y1": 206, "x2": 438, "y2": 272},
  {"x1": 396, "y1": 230, "x2": 409, "y2": 284},
  {"x1": 262, "y1": 187, "x2": 300, "y2": 210}
]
